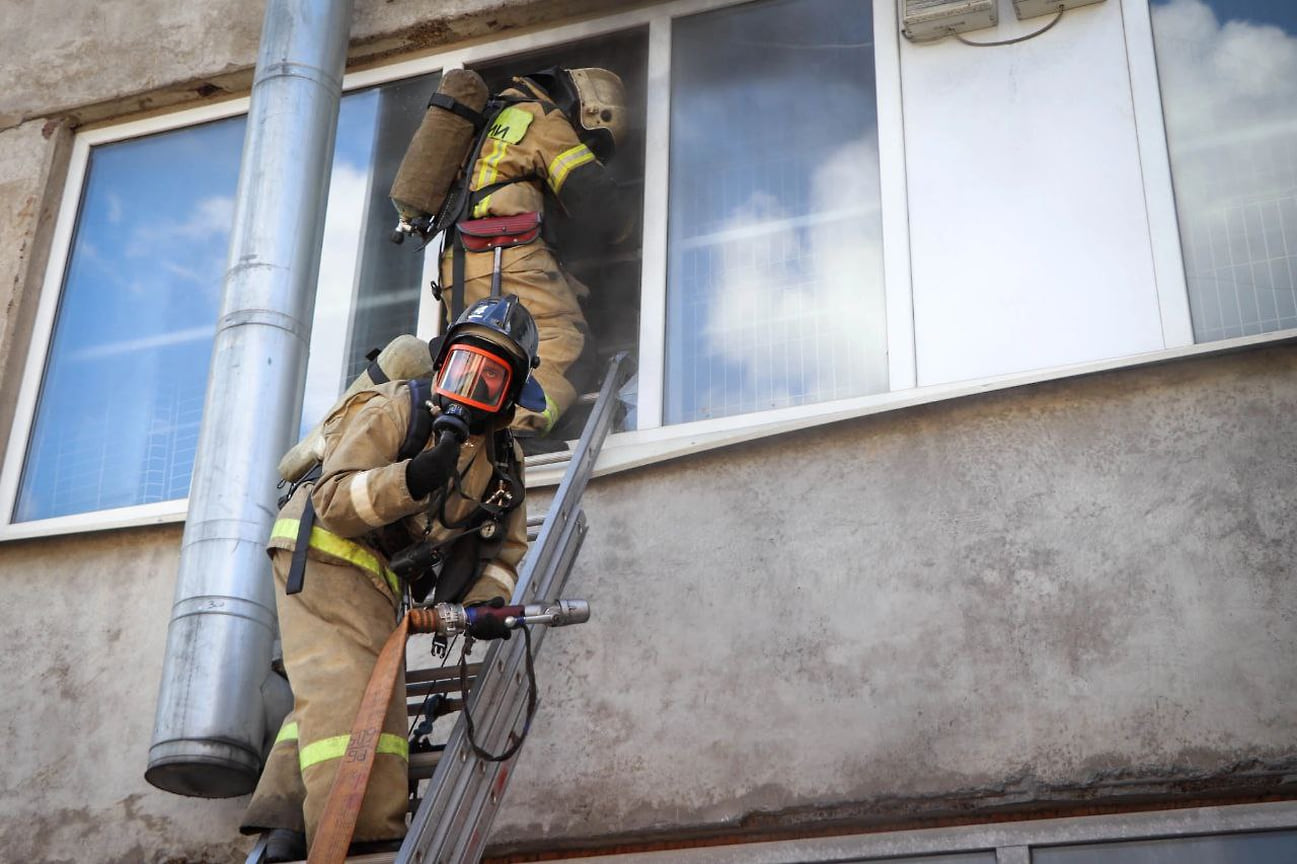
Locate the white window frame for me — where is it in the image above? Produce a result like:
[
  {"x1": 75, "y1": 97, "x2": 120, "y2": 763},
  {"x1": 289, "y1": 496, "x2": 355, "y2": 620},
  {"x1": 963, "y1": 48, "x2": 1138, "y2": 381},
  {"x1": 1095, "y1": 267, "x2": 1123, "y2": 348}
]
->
[
  {"x1": 358, "y1": 0, "x2": 916, "y2": 484},
  {"x1": 6, "y1": 0, "x2": 1297, "y2": 538},
  {"x1": 0, "y1": 99, "x2": 253, "y2": 540}
]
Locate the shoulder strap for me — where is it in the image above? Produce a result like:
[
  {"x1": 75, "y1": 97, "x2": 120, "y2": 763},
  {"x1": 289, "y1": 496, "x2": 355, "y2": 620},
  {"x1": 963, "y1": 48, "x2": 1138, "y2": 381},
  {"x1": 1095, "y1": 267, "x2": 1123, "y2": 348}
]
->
[
  {"x1": 365, "y1": 347, "x2": 390, "y2": 385},
  {"x1": 483, "y1": 426, "x2": 526, "y2": 518},
  {"x1": 432, "y1": 98, "x2": 509, "y2": 238},
  {"x1": 285, "y1": 493, "x2": 316, "y2": 595},
  {"x1": 398, "y1": 378, "x2": 435, "y2": 461},
  {"x1": 428, "y1": 91, "x2": 487, "y2": 130}
]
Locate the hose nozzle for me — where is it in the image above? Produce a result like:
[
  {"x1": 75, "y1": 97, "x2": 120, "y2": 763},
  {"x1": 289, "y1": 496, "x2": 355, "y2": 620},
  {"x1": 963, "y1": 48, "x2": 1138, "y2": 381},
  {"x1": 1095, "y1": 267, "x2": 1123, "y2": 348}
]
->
[
  {"x1": 430, "y1": 599, "x2": 591, "y2": 637},
  {"x1": 505, "y1": 599, "x2": 590, "y2": 629}
]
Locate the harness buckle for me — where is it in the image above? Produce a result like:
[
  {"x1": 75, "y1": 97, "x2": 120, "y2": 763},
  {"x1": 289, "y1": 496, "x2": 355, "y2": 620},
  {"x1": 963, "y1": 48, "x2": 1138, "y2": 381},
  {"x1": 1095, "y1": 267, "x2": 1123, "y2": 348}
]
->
[{"x1": 484, "y1": 484, "x2": 513, "y2": 509}]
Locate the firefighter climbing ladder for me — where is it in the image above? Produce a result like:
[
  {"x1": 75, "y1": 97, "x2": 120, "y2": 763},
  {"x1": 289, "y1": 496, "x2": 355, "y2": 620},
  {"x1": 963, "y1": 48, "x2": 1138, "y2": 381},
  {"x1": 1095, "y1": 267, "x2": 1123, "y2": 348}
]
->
[{"x1": 246, "y1": 351, "x2": 628, "y2": 864}]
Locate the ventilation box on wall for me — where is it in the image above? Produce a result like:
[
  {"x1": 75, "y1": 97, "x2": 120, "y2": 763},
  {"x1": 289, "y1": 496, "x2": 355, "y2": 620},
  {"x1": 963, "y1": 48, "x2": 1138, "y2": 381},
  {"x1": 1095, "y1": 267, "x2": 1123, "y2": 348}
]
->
[
  {"x1": 902, "y1": 0, "x2": 997, "y2": 41},
  {"x1": 1012, "y1": 0, "x2": 1105, "y2": 21}
]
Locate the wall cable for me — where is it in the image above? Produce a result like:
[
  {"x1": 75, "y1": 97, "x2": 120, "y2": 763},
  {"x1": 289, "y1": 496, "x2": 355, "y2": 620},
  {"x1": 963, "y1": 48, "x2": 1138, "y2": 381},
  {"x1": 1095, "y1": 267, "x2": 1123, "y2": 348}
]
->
[{"x1": 955, "y1": 7, "x2": 1065, "y2": 47}]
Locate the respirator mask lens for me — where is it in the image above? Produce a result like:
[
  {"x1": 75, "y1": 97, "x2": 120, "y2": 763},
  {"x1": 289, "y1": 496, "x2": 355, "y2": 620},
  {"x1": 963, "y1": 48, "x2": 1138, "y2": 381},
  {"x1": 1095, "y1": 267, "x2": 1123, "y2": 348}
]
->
[{"x1": 435, "y1": 344, "x2": 513, "y2": 414}]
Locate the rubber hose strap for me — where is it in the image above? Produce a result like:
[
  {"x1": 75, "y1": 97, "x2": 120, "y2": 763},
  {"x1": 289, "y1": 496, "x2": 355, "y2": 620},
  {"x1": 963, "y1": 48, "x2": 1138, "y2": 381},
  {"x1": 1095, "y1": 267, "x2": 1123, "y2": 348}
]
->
[
  {"x1": 285, "y1": 496, "x2": 315, "y2": 595},
  {"x1": 309, "y1": 610, "x2": 441, "y2": 864}
]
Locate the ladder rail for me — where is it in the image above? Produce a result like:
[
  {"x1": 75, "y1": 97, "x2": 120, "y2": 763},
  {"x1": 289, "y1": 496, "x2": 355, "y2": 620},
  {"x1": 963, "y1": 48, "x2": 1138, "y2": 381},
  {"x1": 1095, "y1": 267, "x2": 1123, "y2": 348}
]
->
[
  {"x1": 514, "y1": 353, "x2": 628, "y2": 606},
  {"x1": 405, "y1": 509, "x2": 588, "y2": 862},
  {"x1": 396, "y1": 351, "x2": 628, "y2": 864},
  {"x1": 442, "y1": 511, "x2": 591, "y2": 864}
]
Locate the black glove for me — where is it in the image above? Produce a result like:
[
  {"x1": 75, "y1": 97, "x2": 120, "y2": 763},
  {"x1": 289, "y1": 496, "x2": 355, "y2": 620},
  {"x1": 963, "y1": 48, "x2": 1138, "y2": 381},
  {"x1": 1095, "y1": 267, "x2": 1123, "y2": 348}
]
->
[
  {"x1": 466, "y1": 597, "x2": 513, "y2": 641},
  {"x1": 405, "y1": 433, "x2": 461, "y2": 499}
]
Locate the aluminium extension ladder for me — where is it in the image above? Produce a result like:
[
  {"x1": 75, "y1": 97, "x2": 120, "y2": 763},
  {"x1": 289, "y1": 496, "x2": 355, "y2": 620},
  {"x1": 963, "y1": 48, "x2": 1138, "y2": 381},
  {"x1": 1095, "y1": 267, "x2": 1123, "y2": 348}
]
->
[{"x1": 247, "y1": 351, "x2": 629, "y2": 864}]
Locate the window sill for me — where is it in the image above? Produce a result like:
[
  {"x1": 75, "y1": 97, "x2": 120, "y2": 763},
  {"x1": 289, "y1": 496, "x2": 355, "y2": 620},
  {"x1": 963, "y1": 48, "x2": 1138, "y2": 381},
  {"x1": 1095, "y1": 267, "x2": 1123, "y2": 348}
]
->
[
  {"x1": 4, "y1": 328, "x2": 1293, "y2": 541},
  {"x1": 0, "y1": 499, "x2": 188, "y2": 543},
  {"x1": 524, "y1": 327, "x2": 1297, "y2": 487}
]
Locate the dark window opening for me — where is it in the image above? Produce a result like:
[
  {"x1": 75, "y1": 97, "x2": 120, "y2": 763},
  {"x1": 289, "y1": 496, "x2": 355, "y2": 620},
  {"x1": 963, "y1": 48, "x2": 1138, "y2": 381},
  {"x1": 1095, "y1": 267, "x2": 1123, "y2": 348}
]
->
[{"x1": 470, "y1": 27, "x2": 649, "y2": 438}]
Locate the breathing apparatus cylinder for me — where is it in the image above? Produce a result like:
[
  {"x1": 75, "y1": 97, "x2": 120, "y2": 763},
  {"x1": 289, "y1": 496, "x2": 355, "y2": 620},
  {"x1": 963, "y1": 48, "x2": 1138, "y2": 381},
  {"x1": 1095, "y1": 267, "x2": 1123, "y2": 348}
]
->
[
  {"x1": 389, "y1": 68, "x2": 490, "y2": 237},
  {"x1": 277, "y1": 334, "x2": 437, "y2": 482}
]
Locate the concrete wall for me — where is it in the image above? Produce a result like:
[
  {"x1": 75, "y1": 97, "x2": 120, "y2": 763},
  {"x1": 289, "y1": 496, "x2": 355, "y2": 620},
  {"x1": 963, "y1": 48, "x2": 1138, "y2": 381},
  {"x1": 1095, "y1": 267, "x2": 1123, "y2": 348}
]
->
[
  {"x1": 0, "y1": 346, "x2": 1292, "y2": 862},
  {"x1": 490, "y1": 344, "x2": 1297, "y2": 851},
  {"x1": 0, "y1": 0, "x2": 646, "y2": 131},
  {"x1": 0, "y1": 525, "x2": 253, "y2": 863}
]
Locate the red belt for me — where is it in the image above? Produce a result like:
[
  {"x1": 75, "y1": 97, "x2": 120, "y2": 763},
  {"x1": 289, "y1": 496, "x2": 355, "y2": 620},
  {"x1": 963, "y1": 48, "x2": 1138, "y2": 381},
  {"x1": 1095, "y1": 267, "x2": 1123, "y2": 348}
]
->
[{"x1": 457, "y1": 212, "x2": 542, "y2": 252}]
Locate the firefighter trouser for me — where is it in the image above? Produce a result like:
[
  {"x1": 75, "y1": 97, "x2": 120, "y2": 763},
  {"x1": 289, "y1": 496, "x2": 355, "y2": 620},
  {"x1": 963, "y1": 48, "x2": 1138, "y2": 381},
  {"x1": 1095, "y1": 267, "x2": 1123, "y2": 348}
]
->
[
  {"x1": 444, "y1": 245, "x2": 590, "y2": 436},
  {"x1": 240, "y1": 551, "x2": 408, "y2": 845}
]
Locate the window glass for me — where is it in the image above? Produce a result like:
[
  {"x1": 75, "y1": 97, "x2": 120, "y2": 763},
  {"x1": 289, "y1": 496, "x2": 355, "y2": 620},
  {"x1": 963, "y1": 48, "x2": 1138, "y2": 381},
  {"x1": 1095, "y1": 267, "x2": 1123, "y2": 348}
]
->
[
  {"x1": 300, "y1": 74, "x2": 439, "y2": 437},
  {"x1": 1035, "y1": 829, "x2": 1297, "y2": 862},
  {"x1": 1151, "y1": 0, "x2": 1297, "y2": 341},
  {"x1": 665, "y1": 0, "x2": 887, "y2": 424},
  {"x1": 16, "y1": 77, "x2": 436, "y2": 522},
  {"x1": 336, "y1": 73, "x2": 438, "y2": 387},
  {"x1": 15, "y1": 117, "x2": 244, "y2": 521}
]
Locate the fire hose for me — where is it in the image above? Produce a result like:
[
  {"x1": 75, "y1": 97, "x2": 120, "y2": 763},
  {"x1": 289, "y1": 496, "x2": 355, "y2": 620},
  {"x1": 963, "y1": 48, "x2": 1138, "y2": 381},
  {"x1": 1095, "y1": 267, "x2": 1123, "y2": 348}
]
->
[{"x1": 307, "y1": 600, "x2": 589, "y2": 864}]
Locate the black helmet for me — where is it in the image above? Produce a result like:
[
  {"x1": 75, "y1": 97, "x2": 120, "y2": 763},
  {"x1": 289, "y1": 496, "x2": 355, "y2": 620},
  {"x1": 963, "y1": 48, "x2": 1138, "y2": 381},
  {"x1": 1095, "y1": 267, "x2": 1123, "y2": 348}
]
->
[{"x1": 433, "y1": 295, "x2": 546, "y2": 416}]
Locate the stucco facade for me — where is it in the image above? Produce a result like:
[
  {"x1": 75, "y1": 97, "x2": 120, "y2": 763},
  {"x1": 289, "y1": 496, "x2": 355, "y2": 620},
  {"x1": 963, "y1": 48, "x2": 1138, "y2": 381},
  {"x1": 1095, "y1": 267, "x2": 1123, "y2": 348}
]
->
[{"x1": 1, "y1": 1, "x2": 1295, "y2": 863}]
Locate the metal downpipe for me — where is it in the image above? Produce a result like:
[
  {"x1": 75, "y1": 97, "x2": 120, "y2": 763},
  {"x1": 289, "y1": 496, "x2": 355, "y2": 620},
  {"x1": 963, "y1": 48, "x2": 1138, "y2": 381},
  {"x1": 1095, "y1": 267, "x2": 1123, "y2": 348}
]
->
[{"x1": 146, "y1": 0, "x2": 355, "y2": 798}]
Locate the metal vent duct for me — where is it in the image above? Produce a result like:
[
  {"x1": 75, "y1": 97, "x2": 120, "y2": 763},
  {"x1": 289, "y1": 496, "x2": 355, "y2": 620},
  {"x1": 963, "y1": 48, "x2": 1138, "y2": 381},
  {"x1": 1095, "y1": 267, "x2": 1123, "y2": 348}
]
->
[{"x1": 146, "y1": 0, "x2": 355, "y2": 798}]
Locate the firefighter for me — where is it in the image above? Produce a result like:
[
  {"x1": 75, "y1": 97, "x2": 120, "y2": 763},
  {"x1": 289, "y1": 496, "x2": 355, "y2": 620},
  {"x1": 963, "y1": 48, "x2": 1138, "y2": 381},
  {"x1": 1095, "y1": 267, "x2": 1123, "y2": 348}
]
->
[
  {"x1": 240, "y1": 295, "x2": 543, "y2": 862},
  {"x1": 439, "y1": 66, "x2": 634, "y2": 439}
]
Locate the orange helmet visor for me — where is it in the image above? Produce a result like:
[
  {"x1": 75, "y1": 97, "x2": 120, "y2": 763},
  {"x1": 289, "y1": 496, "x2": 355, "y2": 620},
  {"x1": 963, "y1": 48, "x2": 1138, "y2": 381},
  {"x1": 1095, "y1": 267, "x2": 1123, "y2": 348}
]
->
[{"x1": 434, "y1": 344, "x2": 514, "y2": 413}]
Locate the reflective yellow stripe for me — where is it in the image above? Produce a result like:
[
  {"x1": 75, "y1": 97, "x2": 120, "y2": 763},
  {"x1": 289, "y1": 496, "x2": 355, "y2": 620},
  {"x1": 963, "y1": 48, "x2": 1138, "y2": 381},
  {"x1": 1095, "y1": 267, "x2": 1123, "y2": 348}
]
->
[
  {"x1": 471, "y1": 192, "x2": 494, "y2": 219},
  {"x1": 275, "y1": 722, "x2": 299, "y2": 746},
  {"x1": 299, "y1": 733, "x2": 409, "y2": 770},
  {"x1": 474, "y1": 139, "x2": 508, "y2": 194},
  {"x1": 540, "y1": 395, "x2": 560, "y2": 435},
  {"x1": 547, "y1": 143, "x2": 595, "y2": 195},
  {"x1": 271, "y1": 519, "x2": 399, "y2": 594},
  {"x1": 486, "y1": 105, "x2": 532, "y2": 144}
]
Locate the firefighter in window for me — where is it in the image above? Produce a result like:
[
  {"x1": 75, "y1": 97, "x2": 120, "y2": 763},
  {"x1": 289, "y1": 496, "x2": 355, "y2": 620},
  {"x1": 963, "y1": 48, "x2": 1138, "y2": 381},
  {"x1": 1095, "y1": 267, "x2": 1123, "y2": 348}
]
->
[
  {"x1": 240, "y1": 296, "x2": 541, "y2": 862},
  {"x1": 392, "y1": 65, "x2": 634, "y2": 440}
]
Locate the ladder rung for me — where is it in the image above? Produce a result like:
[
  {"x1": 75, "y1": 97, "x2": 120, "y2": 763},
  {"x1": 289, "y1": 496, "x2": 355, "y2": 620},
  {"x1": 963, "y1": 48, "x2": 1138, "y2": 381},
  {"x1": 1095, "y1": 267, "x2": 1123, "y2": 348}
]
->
[
  {"x1": 525, "y1": 449, "x2": 574, "y2": 468},
  {"x1": 406, "y1": 663, "x2": 480, "y2": 684},
  {"x1": 409, "y1": 749, "x2": 444, "y2": 781},
  {"x1": 406, "y1": 696, "x2": 463, "y2": 719},
  {"x1": 406, "y1": 665, "x2": 475, "y2": 716},
  {"x1": 272, "y1": 850, "x2": 397, "y2": 864}
]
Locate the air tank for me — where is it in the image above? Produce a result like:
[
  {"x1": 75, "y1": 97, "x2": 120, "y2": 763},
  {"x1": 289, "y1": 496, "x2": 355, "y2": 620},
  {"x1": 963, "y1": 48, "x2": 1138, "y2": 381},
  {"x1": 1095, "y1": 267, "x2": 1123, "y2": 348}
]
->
[{"x1": 389, "y1": 68, "x2": 490, "y2": 233}]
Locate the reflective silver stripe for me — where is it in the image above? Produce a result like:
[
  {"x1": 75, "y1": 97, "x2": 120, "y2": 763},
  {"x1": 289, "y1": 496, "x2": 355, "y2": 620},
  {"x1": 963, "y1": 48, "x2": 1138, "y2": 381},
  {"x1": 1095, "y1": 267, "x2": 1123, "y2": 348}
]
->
[
  {"x1": 547, "y1": 143, "x2": 595, "y2": 195},
  {"x1": 350, "y1": 470, "x2": 384, "y2": 527}
]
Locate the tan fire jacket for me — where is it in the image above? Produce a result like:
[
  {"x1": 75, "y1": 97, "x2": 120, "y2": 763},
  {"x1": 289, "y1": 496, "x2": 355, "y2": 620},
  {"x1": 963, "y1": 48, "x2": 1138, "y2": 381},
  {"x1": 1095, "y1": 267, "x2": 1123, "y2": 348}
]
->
[
  {"x1": 268, "y1": 380, "x2": 528, "y2": 607},
  {"x1": 465, "y1": 81, "x2": 629, "y2": 233},
  {"x1": 443, "y1": 81, "x2": 633, "y2": 282}
]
